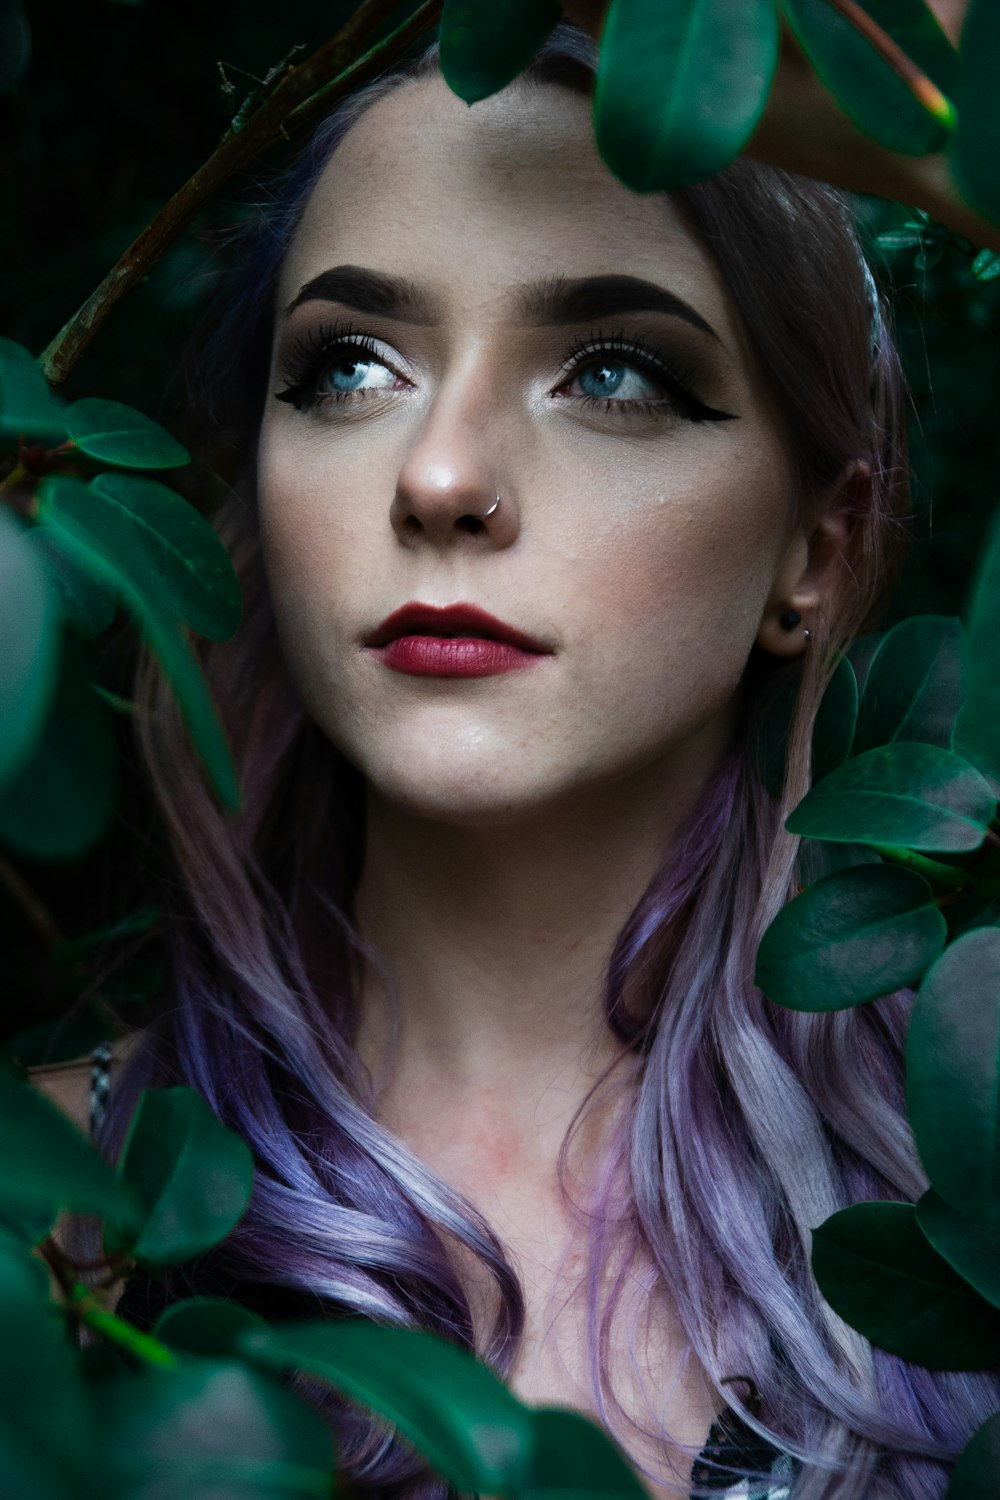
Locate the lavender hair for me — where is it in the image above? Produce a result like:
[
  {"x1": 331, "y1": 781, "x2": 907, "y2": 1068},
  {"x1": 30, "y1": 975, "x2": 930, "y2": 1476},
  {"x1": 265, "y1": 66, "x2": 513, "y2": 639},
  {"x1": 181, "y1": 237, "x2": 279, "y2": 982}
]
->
[{"x1": 92, "y1": 21, "x2": 1000, "y2": 1498}]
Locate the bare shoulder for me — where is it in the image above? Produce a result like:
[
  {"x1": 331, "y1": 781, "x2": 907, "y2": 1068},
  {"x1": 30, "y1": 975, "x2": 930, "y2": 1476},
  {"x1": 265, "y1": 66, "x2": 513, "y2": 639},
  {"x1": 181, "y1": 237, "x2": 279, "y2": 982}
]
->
[{"x1": 28, "y1": 1032, "x2": 140, "y2": 1135}]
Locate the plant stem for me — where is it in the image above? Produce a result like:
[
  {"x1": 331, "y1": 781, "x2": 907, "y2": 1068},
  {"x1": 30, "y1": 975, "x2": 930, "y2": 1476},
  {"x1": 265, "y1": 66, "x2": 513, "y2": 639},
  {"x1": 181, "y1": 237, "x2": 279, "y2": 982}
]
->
[
  {"x1": 826, "y1": 0, "x2": 957, "y2": 128},
  {"x1": 873, "y1": 844, "x2": 1000, "y2": 897},
  {"x1": 0, "y1": 850, "x2": 64, "y2": 948},
  {"x1": 40, "y1": 1238, "x2": 176, "y2": 1367},
  {"x1": 40, "y1": 0, "x2": 442, "y2": 389}
]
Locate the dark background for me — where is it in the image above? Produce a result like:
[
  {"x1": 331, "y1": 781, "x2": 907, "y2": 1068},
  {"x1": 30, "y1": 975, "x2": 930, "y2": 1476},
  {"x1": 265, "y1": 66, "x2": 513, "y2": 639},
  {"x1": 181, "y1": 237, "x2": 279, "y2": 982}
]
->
[{"x1": 3, "y1": 0, "x2": 1000, "y2": 1047}]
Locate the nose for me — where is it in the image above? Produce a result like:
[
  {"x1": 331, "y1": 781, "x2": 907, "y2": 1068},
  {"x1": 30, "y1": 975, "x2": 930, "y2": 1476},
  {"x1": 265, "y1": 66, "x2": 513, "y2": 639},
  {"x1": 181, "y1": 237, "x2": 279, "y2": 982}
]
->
[{"x1": 389, "y1": 380, "x2": 521, "y2": 550}]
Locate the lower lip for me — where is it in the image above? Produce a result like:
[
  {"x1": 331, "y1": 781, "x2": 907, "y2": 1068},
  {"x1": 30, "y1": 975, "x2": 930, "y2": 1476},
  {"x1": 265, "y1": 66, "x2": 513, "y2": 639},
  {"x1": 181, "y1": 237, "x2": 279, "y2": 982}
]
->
[{"x1": 373, "y1": 635, "x2": 546, "y2": 677}]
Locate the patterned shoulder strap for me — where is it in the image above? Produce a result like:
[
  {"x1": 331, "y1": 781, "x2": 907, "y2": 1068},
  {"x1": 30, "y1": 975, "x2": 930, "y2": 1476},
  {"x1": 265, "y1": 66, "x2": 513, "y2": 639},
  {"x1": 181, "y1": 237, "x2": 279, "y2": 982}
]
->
[{"x1": 89, "y1": 1040, "x2": 115, "y2": 1139}]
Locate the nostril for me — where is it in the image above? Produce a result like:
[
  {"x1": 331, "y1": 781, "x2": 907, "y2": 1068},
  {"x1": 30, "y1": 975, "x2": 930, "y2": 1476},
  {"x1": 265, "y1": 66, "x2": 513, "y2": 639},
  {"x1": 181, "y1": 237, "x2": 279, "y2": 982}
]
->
[{"x1": 456, "y1": 515, "x2": 485, "y2": 535}]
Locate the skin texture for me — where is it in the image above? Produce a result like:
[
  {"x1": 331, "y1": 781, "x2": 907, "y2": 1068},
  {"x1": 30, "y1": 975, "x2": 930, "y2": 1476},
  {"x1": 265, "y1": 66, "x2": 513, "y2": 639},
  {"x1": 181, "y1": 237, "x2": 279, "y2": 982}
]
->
[{"x1": 256, "y1": 74, "x2": 848, "y2": 1495}]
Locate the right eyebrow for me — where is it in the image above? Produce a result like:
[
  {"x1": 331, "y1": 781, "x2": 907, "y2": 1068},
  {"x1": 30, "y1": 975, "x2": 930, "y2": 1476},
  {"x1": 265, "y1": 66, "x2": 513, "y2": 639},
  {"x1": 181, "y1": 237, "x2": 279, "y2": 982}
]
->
[{"x1": 284, "y1": 265, "x2": 721, "y2": 342}]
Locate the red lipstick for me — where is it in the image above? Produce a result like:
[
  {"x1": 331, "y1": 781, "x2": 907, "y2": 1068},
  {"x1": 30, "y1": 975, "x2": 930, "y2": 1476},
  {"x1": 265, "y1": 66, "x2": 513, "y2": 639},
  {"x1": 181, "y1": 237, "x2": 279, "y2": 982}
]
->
[{"x1": 366, "y1": 604, "x2": 552, "y2": 678}]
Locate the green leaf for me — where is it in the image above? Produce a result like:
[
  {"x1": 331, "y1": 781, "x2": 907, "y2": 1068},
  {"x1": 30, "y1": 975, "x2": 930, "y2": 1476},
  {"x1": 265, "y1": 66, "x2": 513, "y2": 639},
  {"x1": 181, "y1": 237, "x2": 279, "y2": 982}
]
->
[
  {"x1": 106, "y1": 1088, "x2": 252, "y2": 1265},
  {"x1": 972, "y1": 249, "x2": 1000, "y2": 283},
  {"x1": 0, "y1": 338, "x2": 67, "y2": 441},
  {"x1": 953, "y1": 700, "x2": 1000, "y2": 792},
  {"x1": 755, "y1": 863, "x2": 945, "y2": 1011},
  {"x1": 780, "y1": 0, "x2": 958, "y2": 156},
  {"x1": 907, "y1": 927, "x2": 1000, "y2": 1223},
  {"x1": 962, "y1": 502, "x2": 1000, "y2": 782},
  {"x1": 785, "y1": 743, "x2": 996, "y2": 852},
  {"x1": 523, "y1": 1407, "x2": 648, "y2": 1497},
  {"x1": 155, "y1": 1298, "x2": 267, "y2": 1356},
  {"x1": 87, "y1": 472, "x2": 241, "y2": 641},
  {"x1": 917, "y1": 1189, "x2": 1000, "y2": 1310},
  {"x1": 593, "y1": 0, "x2": 780, "y2": 191},
  {"x1": 852, "y1": 614, "x2": 964, "y2": 754},
  {"x1": 947, "y1": 1411, "x2": 1000, "y2": 1500},
  {"x1": 28, "y1": 527, "x2": 117, "y2": 639},
  {"x1": 240, "y1": 1320, "x2": 534, "y2": 1495},
  {"x1": 0, "y1": 507, "x2": 60, "y2": 784},
  {"x1": 753, "y1": 655, "x2": 858, "y2": 797},
  {"x1": 97, "y1": 1355, "x2": 336, "y2": 1499},
  {"x1": 0, "y1": 1069, "x2": 141, "y2": 1238},
  {"x1": 37, "y1": 475, "x2": 240, "y2": 811},
  {"x1": 66, "y1": 396, "x2": 189, "y2": 469},
  {"x1": 0, "y1": 0, "x2": 32, "y2": 96},
  {"x1": 0, "y1": 636, "x2": 117, "y2": 860},
  {"x1": 439, "y1": 0, "x2": 561, "y2": 104},
  {"x1": 811, "y1": 1201, "x2": 1000, "y2": 1369},
  {"x1": 950, "y1": 0, "x2": 1000, "y2": 225}
]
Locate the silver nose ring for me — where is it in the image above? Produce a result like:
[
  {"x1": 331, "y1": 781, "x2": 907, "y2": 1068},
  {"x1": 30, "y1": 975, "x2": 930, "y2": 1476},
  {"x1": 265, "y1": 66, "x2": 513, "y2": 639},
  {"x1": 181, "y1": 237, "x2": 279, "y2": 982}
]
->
[{"x1": 479, "y1": 493, "x2": 501, "y2": 520}]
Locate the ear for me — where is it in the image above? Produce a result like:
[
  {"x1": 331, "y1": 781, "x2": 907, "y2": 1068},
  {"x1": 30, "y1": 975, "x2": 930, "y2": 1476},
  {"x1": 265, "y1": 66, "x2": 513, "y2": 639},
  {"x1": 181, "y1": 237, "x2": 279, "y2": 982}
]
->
[{"x1": 755, "y1": 465, "x2": 863, "y2": 658}]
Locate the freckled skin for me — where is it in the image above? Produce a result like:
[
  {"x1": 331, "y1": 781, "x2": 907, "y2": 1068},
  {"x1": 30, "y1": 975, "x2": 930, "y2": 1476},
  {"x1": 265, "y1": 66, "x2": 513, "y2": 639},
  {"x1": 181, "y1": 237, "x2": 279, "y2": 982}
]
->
[{"x1": 256, "y1": 74, "x2": 813, "y2": 830}]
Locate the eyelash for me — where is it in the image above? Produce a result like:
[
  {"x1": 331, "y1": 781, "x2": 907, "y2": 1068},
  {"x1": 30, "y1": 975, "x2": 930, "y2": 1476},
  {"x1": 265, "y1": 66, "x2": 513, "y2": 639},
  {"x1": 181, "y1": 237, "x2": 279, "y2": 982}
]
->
[{"x1": 274, "y1": 319, "x2": 733, "y2": 424}]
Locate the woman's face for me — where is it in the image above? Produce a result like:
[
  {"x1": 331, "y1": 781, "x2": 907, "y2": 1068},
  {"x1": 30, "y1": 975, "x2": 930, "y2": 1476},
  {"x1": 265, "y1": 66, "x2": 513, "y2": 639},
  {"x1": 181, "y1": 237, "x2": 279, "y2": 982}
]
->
[{"x1": 257, "y1": 74, "x2": 805, "y2": 825}]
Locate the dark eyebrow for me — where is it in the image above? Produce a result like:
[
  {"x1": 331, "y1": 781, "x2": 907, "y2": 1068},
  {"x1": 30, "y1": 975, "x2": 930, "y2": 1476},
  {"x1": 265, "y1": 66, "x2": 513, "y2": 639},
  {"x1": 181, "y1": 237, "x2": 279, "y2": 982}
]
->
[{"x1": 284, "y1": 265, "x2": 719, "y2": 342}]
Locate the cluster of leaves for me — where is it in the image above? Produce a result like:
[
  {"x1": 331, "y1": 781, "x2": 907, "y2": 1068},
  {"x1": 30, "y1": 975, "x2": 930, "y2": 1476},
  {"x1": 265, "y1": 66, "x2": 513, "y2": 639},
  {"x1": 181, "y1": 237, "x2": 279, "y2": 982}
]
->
[
  {"x1": 0, "y1": 1069, "x2": 650, "y2": 1498},
  {"x1": 750, "y1": 525, "x2": 1000, "y2": 1496}
]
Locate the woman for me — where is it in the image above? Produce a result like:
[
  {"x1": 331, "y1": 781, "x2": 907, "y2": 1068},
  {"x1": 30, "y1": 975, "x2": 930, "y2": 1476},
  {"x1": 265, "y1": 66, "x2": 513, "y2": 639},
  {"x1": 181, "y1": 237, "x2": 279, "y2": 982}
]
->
[{"x1": 37, "y1": 18, "x2": 1000, "y2": 1499}]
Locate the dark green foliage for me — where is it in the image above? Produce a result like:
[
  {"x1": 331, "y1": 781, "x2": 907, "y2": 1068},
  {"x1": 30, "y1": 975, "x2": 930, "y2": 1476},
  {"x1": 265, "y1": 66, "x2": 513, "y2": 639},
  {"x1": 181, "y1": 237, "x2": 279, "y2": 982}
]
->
[
  {"x1": 593, "y1": 0, "x2": 780, "y2": 190},
  {"x1": 950, "y1": 0, "x2": 1000, "y2": 223},
  {"x1": 0, "y1": 508, "x2": 60, "y2": 783},
  {"x1": 947, "y1": 1412, "x2": 1000, "y2": 1499},
  {"x1": 439, "y1": 0, "x2": 561, "y2": 103}
]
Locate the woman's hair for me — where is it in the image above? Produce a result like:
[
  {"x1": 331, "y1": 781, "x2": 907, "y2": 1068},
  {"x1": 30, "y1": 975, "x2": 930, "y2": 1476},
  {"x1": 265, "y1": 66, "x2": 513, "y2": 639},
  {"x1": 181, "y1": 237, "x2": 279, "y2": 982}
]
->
[{"x1": 93, "y1": 20, "x2": 999, "y2": 1498}]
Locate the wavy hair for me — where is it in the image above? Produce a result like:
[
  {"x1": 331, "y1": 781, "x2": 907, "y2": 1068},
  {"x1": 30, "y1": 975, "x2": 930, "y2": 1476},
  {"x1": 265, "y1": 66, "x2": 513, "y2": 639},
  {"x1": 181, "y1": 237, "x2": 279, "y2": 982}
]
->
[{"x1": 92, "y1": 21, "x2": 999, "y2": 1498}]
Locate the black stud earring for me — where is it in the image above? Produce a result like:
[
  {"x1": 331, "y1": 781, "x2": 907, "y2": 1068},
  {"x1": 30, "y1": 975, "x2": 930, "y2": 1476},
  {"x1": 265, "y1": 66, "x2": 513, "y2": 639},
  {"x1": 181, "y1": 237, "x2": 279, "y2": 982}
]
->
[{"x1": 779, "y1": 609, "x2": 802, "y2": 631}]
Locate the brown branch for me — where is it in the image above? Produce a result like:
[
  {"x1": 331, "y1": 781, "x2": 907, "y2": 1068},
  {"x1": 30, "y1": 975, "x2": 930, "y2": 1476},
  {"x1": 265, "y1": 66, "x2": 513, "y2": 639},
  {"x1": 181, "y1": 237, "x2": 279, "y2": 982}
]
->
[
  {"x1": 825, "y1": 0, "x2": 956, "y2": 127},
  {"x1": 40, "y1": 0, "x2": 443, "y2": 389},
  {"x1": 0, "y1": 850, "x2": 64, "y2": 948}
]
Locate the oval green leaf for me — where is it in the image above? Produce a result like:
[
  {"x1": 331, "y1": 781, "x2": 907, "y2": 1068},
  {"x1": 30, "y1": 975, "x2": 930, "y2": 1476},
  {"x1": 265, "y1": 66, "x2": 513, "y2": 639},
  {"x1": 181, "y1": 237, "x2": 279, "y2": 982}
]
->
[
  {"x1": 439, "y1": 0, "x2": 561, "y2": 104},
  {"x1": 781, "y1": 0, "x2": 958, "y2": 156},
  {"x1": 240, "y1": 1319, "x2": 534, "y2": 1495},
  {"x1": 917, "y1": 1188, "x2": 1000, "y2": 1311},
  {"x1": 37, "y1": 475, "x2": 240, "y2": 810},
  {"x1": 950, "y1": 0, "x2": 1000, "y2": 225},
  {"x1": 66, "y1": 396, "x2": 189, "y2": 469},
  {"x1": 0, "y1": 1070, "x2": 142, "y2": 1237},
  {"x1": 0, "y1": 338, "x2": 67, "y2": 441},
  {"x1": 811, "y1": 1201, "x2": 1000, "y2": 1369},
  {"x1": 155, "y1": 1297, "x2": 267, "y2": 1357},
  {"x1": 853, "y1": 614, "x2": 964, "y2": 755},
  {"x1": 0, "y1": 508, "x2": 60, "y2": 784},
  {"x1": 755, "y1": 863, "x2": 945, "y2": 1011},
  {"x1": 753, "y1": 654, "x2": 858, "y2": 798},
  {"x1": 961, "y1": 501, "x2": 1000, "y2": 784},
  {"x1": 947, "y1": 1411, "x2": 1000, "y2": 1500},
  {"x1": 0, "y1": 637, "x2": 117, "y2": 860},
  {"x1": 786, "y1": 743, "x2": 996, "y2": 852},
  {"x1": 89, "y1": 472, "x2": 241, "y2": 641},
  {"x1": 28, "y1": 527, "x2": 117, "y2": 639},
  {"x1": 107, "y1": 1087, "x2": 253, "y2": 1265},
  {"x1": 594, "y1": 0, "x2": 780, "y2": 190},
  {"x1": 523, "y1": 1406, "x2": 649, "y2": 1497},
  {"x1": 907, "y1": 927, "x2": 1000, "y2": 1223}
]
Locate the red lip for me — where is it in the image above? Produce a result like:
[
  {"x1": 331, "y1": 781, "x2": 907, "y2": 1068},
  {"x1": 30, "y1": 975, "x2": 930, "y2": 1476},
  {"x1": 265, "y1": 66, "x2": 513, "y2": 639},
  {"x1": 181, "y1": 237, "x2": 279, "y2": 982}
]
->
[{"x1": 365, "y1": 603, "x2": 552, "y2": 678}]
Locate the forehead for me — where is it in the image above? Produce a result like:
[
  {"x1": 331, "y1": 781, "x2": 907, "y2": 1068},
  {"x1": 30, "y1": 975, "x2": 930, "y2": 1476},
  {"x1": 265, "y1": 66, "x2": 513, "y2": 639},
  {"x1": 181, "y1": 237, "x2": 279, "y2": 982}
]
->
[{"x1": 278, "y1": 74, "x2": 740, "y2": 341}]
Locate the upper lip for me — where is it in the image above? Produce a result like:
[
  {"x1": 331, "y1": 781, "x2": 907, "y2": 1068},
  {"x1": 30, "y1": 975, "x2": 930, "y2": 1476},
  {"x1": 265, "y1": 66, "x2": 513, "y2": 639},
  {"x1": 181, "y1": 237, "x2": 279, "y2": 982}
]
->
[{"x1": 366, "y1": 603, "x2": 551, "y2": 653}]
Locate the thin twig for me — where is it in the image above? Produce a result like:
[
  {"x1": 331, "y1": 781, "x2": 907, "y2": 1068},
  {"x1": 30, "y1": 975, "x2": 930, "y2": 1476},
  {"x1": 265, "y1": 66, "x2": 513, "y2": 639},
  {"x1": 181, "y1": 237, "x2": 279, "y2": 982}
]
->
[
  {"x1": 826, "y1": 0, "x2": 957, "y2": 127},
  {"x1": 0, "y1": 850, "x2": 64, "y2": 948},
  {"x1": 40, "y1": 0, "x2": 443, "y2": 388}
]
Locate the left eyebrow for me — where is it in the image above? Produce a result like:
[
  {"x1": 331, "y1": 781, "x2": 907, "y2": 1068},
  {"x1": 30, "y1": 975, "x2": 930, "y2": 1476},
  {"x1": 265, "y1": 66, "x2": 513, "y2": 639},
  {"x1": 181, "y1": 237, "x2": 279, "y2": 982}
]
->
[{"x1": 284, "y1": 265, "x2": 721, "y2": 342}]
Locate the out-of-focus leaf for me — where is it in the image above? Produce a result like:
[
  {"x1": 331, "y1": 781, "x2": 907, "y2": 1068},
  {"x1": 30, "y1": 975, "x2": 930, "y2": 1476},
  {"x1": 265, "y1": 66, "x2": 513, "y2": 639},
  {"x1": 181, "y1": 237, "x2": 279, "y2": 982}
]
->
[
  {"x1": 907, "y1": 927, "x2": 1000, "y2": 1223},
  {"x1": 947, "y1": 1411, "x2": 1000, "y2": 1499},
  {"x1": 66, "y1": 396, "x2": 189, "y2": 469},
  {"x1": 753, "y1": 655, "x2": 857, "y2": 797},
  {"x1": 811, "y1": 1201, "x2": 1000, "y2": 1369},
  {"x1": 0, "y1": 338, "x2": 67, "y2": 440},
  {"x1": 755, "y1": 864, "x2": 945, "y2": 1011},
  {"x1": 155, "y1": 1298, "x2": 267, "y2": 1357},
  {"x1": 962, "y1": 501, "x2": 1000, "y2": 783},
  {"x1": 106, "y1": 1088, "x2": 253, "y2": 1265},
  {"x1": 50, "y1": 906, "x2": 159, "y2": 966},
  {"x1": 0, "y1": 0, "x2": 31, "y2": 94},
  {"x1": 37, "y1": 476, "x2": 240, "y2": 810},
  {"x1": 786, "y1": 743, "x2": 995, "y2": 852},
  {"x1": 522, "y1": 1406, "x2": 649, "y2": 1497},
  {"x1": 781, "y1": 0, "x2": 958, "y2": 156},
  {"x1": 953, "y1": 700, "x2": 1000, "y2": 793},
  {"x1": 28, "y1": 527, "x2": 117, "y2": 639},
  {"x1": 852, "y1": 614, "x2": 964, "y2": 754},
  {"x1": 971, "y1": 249, "x2": 1000, "y2": 282},
  {"x1": 2, "y1": 1010, "x2": 110, "y2": 1069},
  {"x1": 950, "y1": 0, "x2": 1000, "y2": 225},
  {"x1": 240, "y1": 1319, "x2": 534, "y2": 1495},
  {"x1": 439, "y1": 0, "x2": 561, "y2": 103},
  {"x1": 917, "y1": 1189, "x2": 1000, "y2": 1310},
  {"x1": 88, "y1": 472, "x2": 241, "y2": 640},
  {"x1": 0, "y1": 507, "x2": 60, "y2": 784},
  {"x1": 594, "y1": 0, "x2": 780, "y2": 190},
  {"x1": 96, "y1": 1355, "x2": 336, "y2": 1499},
  {"x1": 0, "y1": 638, "x2": 117, "y2": 860}
]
